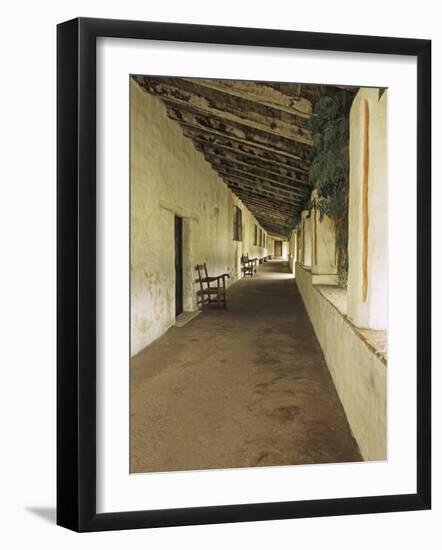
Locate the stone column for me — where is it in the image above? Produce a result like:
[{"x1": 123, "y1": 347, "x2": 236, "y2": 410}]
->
[
  {"x1": 301, "y1": 210, "x2": 312, "y2": 268},
  {"x1": 347, "y1": 88, "x2": 387, "y2": 330},
  {"x1": 311, "y1": 191, "x2": 339, "y2": 285}
]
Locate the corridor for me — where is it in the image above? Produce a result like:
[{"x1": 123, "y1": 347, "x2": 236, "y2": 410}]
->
[{"x1": 130, "y1": 260, "x2": 362, "y2": 473}]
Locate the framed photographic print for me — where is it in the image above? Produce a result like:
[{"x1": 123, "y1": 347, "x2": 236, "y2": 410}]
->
[{"x1": 57, "y1": 17, "x2": 431, "y2": 532}]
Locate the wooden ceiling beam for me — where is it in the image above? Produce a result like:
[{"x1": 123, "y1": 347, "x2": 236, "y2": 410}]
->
[
  {"x1": 233, "y1": 196, "x2": 292, "y2": 219},
  {"x1": 225, "y1": 181, "x2": 298, "y2": 212},
  {"x1": 133, "y1": 75, "x2": 329, "y2": 236},
  {"x1": 254, "y1": 215, "x2": 291, "y2": 234},
  {"x1": 193, "y1": 140, "x2": 308, "y2": 180},
  {"x1": 239, "y1": 204, "x2": 291, "y2": 224},
  {"x1": 216, "y1": 169, "x2": 306, "y2": 201},
  {"x1": 182, "y1": 126, "x2": 310, "y2": 172},
  {"x1": 137, "y1": 76, "x2": 312, "y2": 144},
  {"x1": 229, "y1": 188, "x2": 299, "y2": 231},
  {"x1": 224, "y1": 182, "x2": 301, "y2": 209},
  {"x1": 206, "y1": 155, "x2": 309, "y2": 192},
  {"x1": 165, "y1": 103, "x2": 309, "y2": 161},
  {"x1": 237, "y1": 210, "x2": 291, "y2": 232},
  {"x1": 183, "y1": 78, "x2": 313, "y2": 119}
]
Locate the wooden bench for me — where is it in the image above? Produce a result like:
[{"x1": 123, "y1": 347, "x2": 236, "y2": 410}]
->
[
  {"x1": 195, "y1": 263, "x2": 230, "y2": 309},
  {"x1": 241, "y1": 254, "x2": 258, "y2": 277}
]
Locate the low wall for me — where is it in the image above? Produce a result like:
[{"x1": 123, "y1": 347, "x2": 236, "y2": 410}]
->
[{"x1": 295, "y1": 263, "x2": 387, "y2": 461}]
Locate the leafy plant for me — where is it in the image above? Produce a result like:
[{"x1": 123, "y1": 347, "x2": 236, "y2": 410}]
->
[{"x1": 307, "y1": 90, "x2": 353, "y2": 287}]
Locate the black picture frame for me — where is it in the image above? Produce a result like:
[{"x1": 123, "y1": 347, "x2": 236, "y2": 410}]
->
[{"x1": 57, "y1": 17, "x2": 431, "y2": 532}]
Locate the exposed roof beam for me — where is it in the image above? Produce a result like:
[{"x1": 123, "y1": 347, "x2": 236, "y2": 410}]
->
[
  {"x1": 193, "y1": 140, "x2": 308, "y2": 180},
  {"x1": 259, "y1": 221, "x2": 291, "y2": 236},
  {"x1": 184, "y1": 78, "x2": 313, "y2": 119},
  {"x1": 217, "y1": 170, "x2": 306, "y2": 202},
  {"x1": 225, "y1": 180, "x2": 299, "y2": 211},
  {"x1": 238, "y1": 203, "x2": 292, "y2": 224},
  {"x1": 133, "y1": 75, "x2": 335, "y2": 236},
  {"x1": 206, "y1": 155, "x2": 309, "y2": 192},
  {"x1": 182, "y1": 126, "x2": 309, "y2": 172},
  {"x1": 233, "y1": 195, "x2": 293, "y2": 219},
  {"x1": 165, "y1": 103, "x2": 310, "y2": 161},
  {"x1": 137, "y1": 76, "x2": 312, "y2": 144}
]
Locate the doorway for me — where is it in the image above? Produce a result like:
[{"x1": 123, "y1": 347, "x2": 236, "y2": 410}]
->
[
  {"x1": 274, "y1": 240, "x2": 283, "y2": 257},
  {"x1": 174, "y1": 215, "x2": 183, "y2": 317}
]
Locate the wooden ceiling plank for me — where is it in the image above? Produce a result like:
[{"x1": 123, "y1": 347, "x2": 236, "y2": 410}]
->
[
  {"x1": 183, "y1": 77, "x2": 313, "y2": 119},
  {"x1": 217, "y1": 169, "x2": 307, "y2": 201},
  {"x1": 194, "y1": 140, "x2": 308, "y2": 180},
  {"x1": 207, "y1": 155, "x2": 310, "y2": 191},
  {"x1": 165, "y1": 103, "x2": 309, "y2": 161},
  {"x1": 225, "y1": 181, "x2": 299, "y2": 211},
  {"x1": 182, "y1": 126, "x2": 310, "y2": 172},
  {"x1": 138, "y1": 76, "x2": 312, "y2": 144},
  {"x1": 232, "y1": 196, "x2": 291, "y2": 218}
]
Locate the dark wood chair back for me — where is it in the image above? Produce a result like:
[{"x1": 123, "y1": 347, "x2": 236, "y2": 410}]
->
[{"x1": 195, "y1": 263, "x2": 208, "y2": 290}]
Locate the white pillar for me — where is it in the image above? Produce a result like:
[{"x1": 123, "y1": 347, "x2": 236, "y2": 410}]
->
[
  {"x1": 347, "y1": 88, "x2": 387, "y2": 330},
  {"x1": 296, "y1": 227, "x2": 302, "y2": 263},
  {"x1": 311, "y1": 191, "x2": 339, "y2": 285},
  {"x1": 301, "y1": 210, "x2": 312, "y2": 268},
  {"x1": 290, "y1": 230, "x2": 297, "y2": 271}
]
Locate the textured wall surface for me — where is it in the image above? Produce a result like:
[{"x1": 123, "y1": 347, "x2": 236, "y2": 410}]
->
[
  {"x1": 348, "y1": 88, "x2": 388, "y2": 329},
  {"x1": 295, "y1": 263, "x2": 387, "y2": 460},
  {"x1": 131, "y1": 79, "x2": 268, "y2": 355}
]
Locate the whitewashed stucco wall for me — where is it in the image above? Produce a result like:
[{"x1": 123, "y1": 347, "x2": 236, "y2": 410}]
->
[
  {"x1": 348, "y1": 88, "x2": 388, "y2": 329},
  {"x1": 131, "y1": 79, "x2": 268, "y2": 355},
  {"x1": 295, "y1": 264, "x2": 386, "y2": 460}
]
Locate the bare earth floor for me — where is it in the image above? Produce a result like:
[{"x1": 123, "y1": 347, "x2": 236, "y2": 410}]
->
[{"x1": 131, "y1": 259, "x2": 362, "y2": 473}]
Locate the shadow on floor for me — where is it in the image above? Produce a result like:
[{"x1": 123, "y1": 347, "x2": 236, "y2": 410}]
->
[{"x1": 25, "y1": 506, "x2": 56, "y2": 524}]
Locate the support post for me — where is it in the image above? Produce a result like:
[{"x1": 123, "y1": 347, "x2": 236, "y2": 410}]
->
[
  {"x1": 311, "y1": 190, "x2": 339, "y2": 285},
  {"x1": 301, "y1": 210, "x2": 312, "y2": 268}
]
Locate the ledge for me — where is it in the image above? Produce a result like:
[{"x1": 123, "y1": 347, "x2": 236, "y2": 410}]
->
[{"x1": 296, "y1": 263, "x2": 387, "y2": 366}]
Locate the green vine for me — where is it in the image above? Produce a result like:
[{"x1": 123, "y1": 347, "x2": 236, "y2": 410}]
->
[{"x1": 307, "y1": 90, "x2": 353, "y2": 287}]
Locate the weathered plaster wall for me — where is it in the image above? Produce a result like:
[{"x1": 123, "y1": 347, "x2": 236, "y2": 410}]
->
[
  {"x1": 347, "y1": 88, "x2": 388, "y2": 329},
  {"x1": 131, "y1": 79, "x2": 267, "y2": 355},
  {"x1": 295, "y1": 263, "x2": 387, "y2": 461},
  {"x1": 267, "y1": 236, "x2": 275, "y2": 256},
  {"x1": 241, "y1": 207, "x2": 269, "y2": 262}
]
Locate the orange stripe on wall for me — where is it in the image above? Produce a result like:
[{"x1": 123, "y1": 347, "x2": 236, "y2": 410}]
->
[
  {"x1": 302, "y1": 218, "x2": 305, "y2": 263},
  {"x1": 313, "y1": 207, "x2": 317, "y2": 265},
  {"x1": 362, "y1": 99, "x2": 370, "y2": 302}
]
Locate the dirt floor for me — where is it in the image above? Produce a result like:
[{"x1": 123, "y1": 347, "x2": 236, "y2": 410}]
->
[{"x1": 130, "y1": 260, "x2": 362, "y2": 473}]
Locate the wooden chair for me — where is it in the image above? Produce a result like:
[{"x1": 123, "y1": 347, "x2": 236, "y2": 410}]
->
[
  {"x1": 195, "y1": 263, "x2": 230, "y2": 309},
  {"x1": 241, "y1": 254, "x2": 258, "y2": 277}
]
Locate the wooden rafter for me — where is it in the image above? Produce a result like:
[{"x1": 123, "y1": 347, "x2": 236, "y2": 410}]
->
[{"x1": 133, "y1": 75, "x2": 351, "y2": 236}]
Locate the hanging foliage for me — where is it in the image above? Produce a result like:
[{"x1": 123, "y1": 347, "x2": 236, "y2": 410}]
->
[{"x1": 307, "y1": 90, "x2": 353, "y2": 287}]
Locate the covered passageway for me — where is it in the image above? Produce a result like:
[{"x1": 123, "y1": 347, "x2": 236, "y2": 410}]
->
[{"x1": 130, "y1": 76, "x2": 387, "y2": 472}]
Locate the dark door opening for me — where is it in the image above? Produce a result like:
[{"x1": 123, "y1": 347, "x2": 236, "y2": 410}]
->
[
  {"x1": 174, "y1": 215, "x2": 183, "y2": 317},
  {"x1": 274, "y1": 240, "x2": 283, "y2": 257}
]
